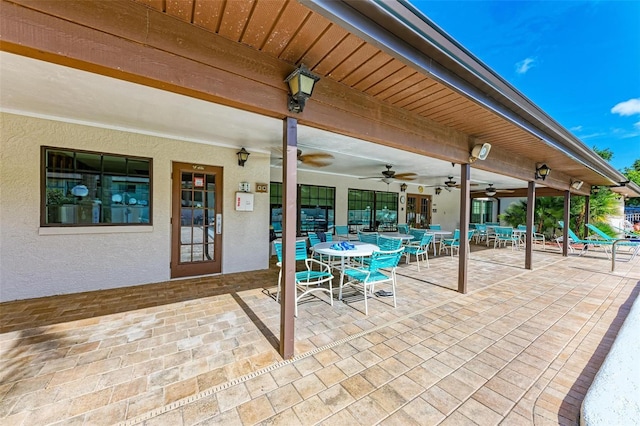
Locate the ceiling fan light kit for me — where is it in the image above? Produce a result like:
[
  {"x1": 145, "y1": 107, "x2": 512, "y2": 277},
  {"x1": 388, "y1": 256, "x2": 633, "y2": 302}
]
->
[{"x1": 469, "y1": 143, "x2": 491, "y2": 163}]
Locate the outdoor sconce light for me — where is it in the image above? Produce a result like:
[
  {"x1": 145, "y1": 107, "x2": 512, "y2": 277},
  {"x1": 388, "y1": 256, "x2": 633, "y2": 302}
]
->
[
  {"x1": 535, "y1": 163, "x2": 551, "y2": 180},
  {"x1": 435, "y1": 187, "x2": 442, "y2": 195},
  {"x1": 400, "y1": 183, "x2": 407, "y2": 192},
  {"x1": 591, "y1": 186, "x2": 600, "y2": 194},
  {"x1": 285, "y1": 64, "x2": 320, "y2": 113},
  {"x1": 469, "y1": 142, "x2": 492, "y2": 163},
  {"x1": 570, "y1": 180, "x2": 584, "y2": 190},
  {"x1": 237, "y1": 147, "x2": 250, "y2": 167}
]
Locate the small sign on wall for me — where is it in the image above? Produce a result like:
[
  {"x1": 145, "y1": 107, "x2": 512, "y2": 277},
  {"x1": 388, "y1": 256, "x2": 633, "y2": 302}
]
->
[{"x1": 235, "y1": 192, "x2": 254, "y2": 211}]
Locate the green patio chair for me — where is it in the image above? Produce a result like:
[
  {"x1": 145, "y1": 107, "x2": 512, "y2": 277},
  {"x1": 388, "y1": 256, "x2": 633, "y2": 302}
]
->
[
  {"x1": 404, "y1": 230, "x2": 433, "y2": 271},
  {"x1": 586, "y1": 223, "x2": 640, "y2": 259},
  {"x1": 397, "y1": 224, "x2": 409, "y2": 234},
  {"x1": 273, "y1": 240, "x2": 334, "y2": 316},
  {"x1": 340, "y1": 247, "x2": 404, "y2": 315}
]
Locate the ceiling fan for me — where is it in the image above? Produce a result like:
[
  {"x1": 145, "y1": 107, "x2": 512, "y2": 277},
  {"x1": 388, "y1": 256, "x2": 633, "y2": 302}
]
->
[
  {"x1": 472, "y1": 183, "x2": 515, "y2": 197},
  {"x1": 360, "y1": 164, "x2": 417, "y2": 183},
  {"x1": 424, "y1": 176, "x2": 479, "y2": 189},
  {"x1": 276, "y1": 148, "x2": 334, "y2": 167}
]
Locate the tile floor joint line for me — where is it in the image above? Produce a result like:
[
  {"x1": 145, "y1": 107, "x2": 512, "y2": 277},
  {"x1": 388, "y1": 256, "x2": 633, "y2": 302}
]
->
[{"x1": 118, "y1": 257, "x2": 569, "y2": 425}]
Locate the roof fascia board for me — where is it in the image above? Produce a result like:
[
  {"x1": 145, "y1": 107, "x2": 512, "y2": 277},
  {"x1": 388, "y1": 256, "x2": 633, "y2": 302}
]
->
[{"x1": 303, "y1": 0, "x2": 628, "y2": 187}]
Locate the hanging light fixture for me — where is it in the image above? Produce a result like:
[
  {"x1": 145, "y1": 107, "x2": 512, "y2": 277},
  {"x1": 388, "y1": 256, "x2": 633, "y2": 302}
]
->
[
  {"x1": 535, "y1": 163, "x2": 551, "y2": 180},
  {"x1": 285, "y1": 64, "x2": 320, "y2": 113},
  {"x1": 236, "y1": 147, "x2": 250, "y2": 167}
]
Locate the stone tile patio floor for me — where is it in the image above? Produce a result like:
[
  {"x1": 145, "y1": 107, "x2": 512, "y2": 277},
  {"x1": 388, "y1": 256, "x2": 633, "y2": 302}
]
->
[{"x1": 1, "y1": 244, "x2": 639, "y2": 425}]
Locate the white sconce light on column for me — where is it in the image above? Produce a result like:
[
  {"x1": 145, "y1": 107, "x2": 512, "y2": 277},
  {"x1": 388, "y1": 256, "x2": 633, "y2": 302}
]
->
[
  {"x1": 469, "y1": 143, "x2": 491, "y2": 163},
  {"x1": 570, "y1": 180, "x2": 584, "y2": 190}
]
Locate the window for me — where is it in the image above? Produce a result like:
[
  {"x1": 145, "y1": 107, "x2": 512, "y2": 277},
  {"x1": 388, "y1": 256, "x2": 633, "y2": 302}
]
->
[
  {"x1": 471, "y1": 199, "x2": 493, "y2": 224},
  {"x1": 269, "y1": 182, "x2": 335, "y2": 235},
  {"x1": 42, "y1": 147, "x2": 152, "y2": 226},
  {"x1": 348, "y1": 189, "x2": 398, "y2": 231}
]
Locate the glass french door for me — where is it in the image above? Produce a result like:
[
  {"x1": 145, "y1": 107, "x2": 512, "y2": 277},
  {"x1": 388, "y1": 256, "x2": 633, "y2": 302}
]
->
[
  {"x1": 171, "y1": 162, "x2": 222, "y2": 278},
  {"x1": 407, "y1": 195, "x2": 431, "y2": 228}
]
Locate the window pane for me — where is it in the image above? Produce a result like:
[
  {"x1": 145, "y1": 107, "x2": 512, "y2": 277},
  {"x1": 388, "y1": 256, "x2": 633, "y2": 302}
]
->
[{"x1": 43, "y1": 148, "x2": 151, "y2": 226}]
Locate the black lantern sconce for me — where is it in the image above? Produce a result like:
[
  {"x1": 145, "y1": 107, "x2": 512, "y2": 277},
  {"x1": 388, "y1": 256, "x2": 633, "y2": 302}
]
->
[
  {"x1": 435, "y1": 187, "x2": 442, "y2": 195},
  {"x1": 236, "y1": 147, "x2": 250, "y2": 167},
  {"x1": 535, "y1": 163, "x2": 551, "y2": 181},
  {"x1": 400, "y1": 183, "x2": 407, "y2": 192},
  {"x1": 285, "y1": 64, "x2": 320, "y2": 113}
]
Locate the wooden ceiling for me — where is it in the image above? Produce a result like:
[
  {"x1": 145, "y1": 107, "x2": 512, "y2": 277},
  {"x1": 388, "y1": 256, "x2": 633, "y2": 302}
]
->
[
  {"x1": 131, "y1": 0, "x2": 618, "y2": 190},
  {"x1": 2, "y1": 0, "x2": 632, "y2": 194}
]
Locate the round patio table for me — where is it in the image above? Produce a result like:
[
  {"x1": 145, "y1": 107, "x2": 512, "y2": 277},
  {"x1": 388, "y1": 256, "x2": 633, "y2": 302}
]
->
[
  {"x1": 313, "y1": 241, "x2": 379, "y2": 299},
  {"x1": 426, "y1": 230, "x2": 452, "y2": 256}
]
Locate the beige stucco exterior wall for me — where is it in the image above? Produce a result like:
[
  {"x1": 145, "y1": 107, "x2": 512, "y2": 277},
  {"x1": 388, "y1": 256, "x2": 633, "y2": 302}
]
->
[{"x1": 0, "y1": 113, "x2": 270, "y2": 302}]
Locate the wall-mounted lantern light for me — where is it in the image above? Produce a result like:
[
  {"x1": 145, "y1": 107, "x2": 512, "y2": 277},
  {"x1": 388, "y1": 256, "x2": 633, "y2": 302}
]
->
[
  {"x1": 435, "y1": 187, "x2": 442, "y2": 195},
  {"x1": 237, "y1": 147, "x2": 250, "y2": 167},
  {"x1": 400, "y1": 183, "x2": 407, "y2": 192},
  {"x1": 285, "y1": 64, "x2": 320, "y2": 113},
  {"x1": 535, "y1": 163, "x2": 551, "y2": 180}
]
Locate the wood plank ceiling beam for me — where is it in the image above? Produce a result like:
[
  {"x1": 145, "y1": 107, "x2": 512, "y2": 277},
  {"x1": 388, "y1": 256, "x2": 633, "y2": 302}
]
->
[{"x1": 1, "y1": 0, "x2": 577, "y2": 190}]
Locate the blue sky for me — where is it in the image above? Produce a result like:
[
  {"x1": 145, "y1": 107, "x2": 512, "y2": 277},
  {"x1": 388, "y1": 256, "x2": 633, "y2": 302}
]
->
[{"x1": 411, "y1": 0, "x2": 640, "y2": 172}]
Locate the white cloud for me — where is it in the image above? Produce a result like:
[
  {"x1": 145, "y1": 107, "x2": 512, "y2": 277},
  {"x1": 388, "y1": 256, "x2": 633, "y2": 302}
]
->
[
  {"x1": 611, "y1": 98, "x2": 640, "y2": 116},
  {"x1": 515, "y1": 57, "x2": 535, "y2": 74},
  {"x1": 570, "y1": 125, "x2": 583, "y2": 132}
]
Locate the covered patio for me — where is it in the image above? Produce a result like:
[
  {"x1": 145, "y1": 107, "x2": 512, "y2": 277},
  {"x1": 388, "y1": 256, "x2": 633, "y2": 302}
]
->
[{"x1": 1, "y1": 245, "x2": 638, "y2": 424}]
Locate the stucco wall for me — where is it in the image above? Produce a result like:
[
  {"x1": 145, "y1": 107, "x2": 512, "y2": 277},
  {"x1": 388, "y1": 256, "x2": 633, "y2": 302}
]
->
[{"x1": 0, "y1": 113, "x2": 270, "y2": 302}]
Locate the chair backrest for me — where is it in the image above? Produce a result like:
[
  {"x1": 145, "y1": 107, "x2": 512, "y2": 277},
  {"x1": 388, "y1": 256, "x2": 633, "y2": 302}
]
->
[
  {"x1": 486, "y1": 222, "x2": 500, "y2": 226},
  {"x1": 334, "y1": 225, "x2": 349, "y2": 236},
  {"x1": 367, "y1": 248, "x2": 404, "y2": 275},
  {"x1": 308, "y1": 232, "x2": 321, "y2": 246},
  {"x1": 494, "y1": 226, "x2": 513, "y2": 237},
  {"x1": 418, "y1": 233, "x2": 433, "y2": 247},
  {"x1": 273, "y1": 240, "x2": 308, "y2": 263},
  {"x1": 586, "y1": 223, "x2": 614, "y2": 240},
  {"x1": 558, "y1": 221, "x2": 581, "y2": 241},
  {"x1": 517, "y1": 224, "x2": 527, "y2": 231},
  {"x1": 467, "y1": 230, "x2": 475, "y2": 240},
  {"x1": 397, "y1": 224, "x2": 409, "y2": 234},
  {"x1": 475, "y1": 224, "x2": 487, "y2": 232},
  {"x1": 377, "y1": 235, "x2": 403, "y2": 251},
  {"x1": 429, "y1": 224, "x2": 441, "y2": 230},
  {"x1": 409, "y1": 228, "x2": 426, "y2": 241},
  {"x1": 358, "y1": 232, "x2": 379, "y2": 244}
]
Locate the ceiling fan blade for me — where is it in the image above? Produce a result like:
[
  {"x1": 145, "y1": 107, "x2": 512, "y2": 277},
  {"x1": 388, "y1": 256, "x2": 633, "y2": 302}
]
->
[
  {"x1": 394, "y1": 173, "x2": 418, "y2": 181},
  {"x1": 496, "y1": 189, "x2": 515, "y2": 193},
  {"x1": 299, "y1": 153, "x2": 334, "y2": 161},
  {"x1": 303, "y1": 158, "x2": 332, "y2": 167}
]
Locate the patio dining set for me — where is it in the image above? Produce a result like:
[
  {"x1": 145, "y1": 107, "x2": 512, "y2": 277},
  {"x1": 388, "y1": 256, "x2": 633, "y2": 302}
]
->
[{"x1": 271, "y1": 224, "x2": 539, "y2": 316}]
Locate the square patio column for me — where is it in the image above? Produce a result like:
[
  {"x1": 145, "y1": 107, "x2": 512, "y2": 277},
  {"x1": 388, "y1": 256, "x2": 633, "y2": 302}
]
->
[
  {"x1": 458, "y1": 163, "x2": 470, "y2": 293},
  {"x1": 280, "y1": 117, "x2": 297, "y2": 359},
  {"x1": 525, "y1": 181, "x2": 535, "y2": 269},
  {"x1": 563, "y1": 191, "x2": 570, "y2": 257}
]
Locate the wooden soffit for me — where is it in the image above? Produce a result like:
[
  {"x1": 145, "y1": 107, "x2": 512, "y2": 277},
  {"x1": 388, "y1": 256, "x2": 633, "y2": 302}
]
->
[{"x1": 0, "y1": 0, "x2": 620, "y2": 191}]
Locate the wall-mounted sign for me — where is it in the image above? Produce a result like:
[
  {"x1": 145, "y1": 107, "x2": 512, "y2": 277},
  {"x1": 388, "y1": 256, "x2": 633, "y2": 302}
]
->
[{"x1": 194, "y1": 176, "x2": 204, "y2": 187}]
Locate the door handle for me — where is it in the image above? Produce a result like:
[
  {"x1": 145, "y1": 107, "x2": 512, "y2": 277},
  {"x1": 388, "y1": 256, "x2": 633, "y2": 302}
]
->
[{"x1": 216, "y1": 214, "x2": 222, "y2": 234}]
